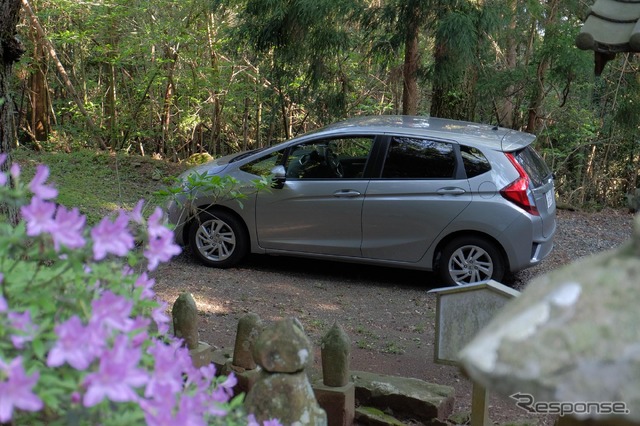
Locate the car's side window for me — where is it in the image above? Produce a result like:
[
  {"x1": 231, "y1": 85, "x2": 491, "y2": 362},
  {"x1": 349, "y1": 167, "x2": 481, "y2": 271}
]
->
[
  {"x1": 381, "y1": 137, "x2": 456, "y2": 179},
  {"x1": 285, "y1": 137, "x2": 374, "y2": 179},
  {"x1": 239, "y1": 150, "x2": 284, "y2": 176},
  {"x1": 461, "y1": 145, "x2": 491, "y2": 178}
]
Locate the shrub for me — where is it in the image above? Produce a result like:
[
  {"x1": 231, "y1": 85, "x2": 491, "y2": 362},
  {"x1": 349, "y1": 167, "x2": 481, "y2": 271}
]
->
[{"x1": 0, "y1": 156, "x2": 277, "y2": 425}]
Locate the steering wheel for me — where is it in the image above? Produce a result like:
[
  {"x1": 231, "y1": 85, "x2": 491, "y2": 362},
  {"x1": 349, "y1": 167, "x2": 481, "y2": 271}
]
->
[
  {"x1": 299, "y1": 150, "x2": 320, "y2": 166},
  {"x1": 324, "y1": 147, "x2": 344, "y2": 178}
]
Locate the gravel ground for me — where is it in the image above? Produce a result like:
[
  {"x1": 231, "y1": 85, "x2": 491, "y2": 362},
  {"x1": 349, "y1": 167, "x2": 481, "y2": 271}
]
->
[{"x1": 154, "y1": 208, "x2": 635, "y2": 425}]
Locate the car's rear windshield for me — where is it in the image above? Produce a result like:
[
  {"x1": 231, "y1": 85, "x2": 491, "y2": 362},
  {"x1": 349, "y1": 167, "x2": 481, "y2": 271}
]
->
[{"x1": 515, "y1": 146, "x2": 552, "y2": 187}]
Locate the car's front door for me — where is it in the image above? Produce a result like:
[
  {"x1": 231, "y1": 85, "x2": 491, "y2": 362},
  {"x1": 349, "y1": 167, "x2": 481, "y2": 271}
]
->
[
  {"x1": 361, "y1": 136, "x2": 472, "y2": 262},
  {"x1": 255, "y1": 136, "x2": 375, "y2": 256}
]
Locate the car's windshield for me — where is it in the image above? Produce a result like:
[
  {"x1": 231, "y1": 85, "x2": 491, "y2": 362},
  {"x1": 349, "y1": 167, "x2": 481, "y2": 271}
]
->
[{"x1": 229, "y1": 148, "x2": 267, "y2": 163}]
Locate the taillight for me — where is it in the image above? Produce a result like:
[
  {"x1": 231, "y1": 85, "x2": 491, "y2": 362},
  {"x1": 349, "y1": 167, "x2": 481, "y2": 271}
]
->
[{"x1": 500, "y1": 153, "x2": 539, "y2": 216}]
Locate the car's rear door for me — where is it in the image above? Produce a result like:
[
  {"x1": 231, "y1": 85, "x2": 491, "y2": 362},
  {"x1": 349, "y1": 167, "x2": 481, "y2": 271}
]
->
[
  {"x1": 514, "y1": 146, "x2": 556, "y2": 238},
  {"x1": 361, "y1": 136, "x2": 472, "y2": 262}
]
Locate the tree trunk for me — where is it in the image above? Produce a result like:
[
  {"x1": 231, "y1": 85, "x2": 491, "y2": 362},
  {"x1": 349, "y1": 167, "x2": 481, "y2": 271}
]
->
[
  {"x1": 402, "y1": 2, "x2": 420, "y2": 116},
  {"x1": 159, "y1": 46, "x2": 178, "y2": 156},
  {"x1": 0, "y1": 0, "x2": 24, "y2": 223},
  {"x1": 495, "y1": 0, "x2": 517, "y2": 128},
  {"x1": 29, "y1": 35, "x2": 49, "y2": 142},
  {"x1": 1, "y1": 0, "x2": 23, "y2": 155},
  {"x1": 525, "y1": 0, "x2": 559, "y2": 133},
  {"x1": 105, "y1": 62, "x2": 117, "y2": 146}
]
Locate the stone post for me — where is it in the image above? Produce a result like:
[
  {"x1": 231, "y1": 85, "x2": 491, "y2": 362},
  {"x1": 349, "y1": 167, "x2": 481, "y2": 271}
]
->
[
  {"x1": 232, "y1": 312, "x2": 262, "y2": 370},
  {"x1": 172, "y1": 292, "x2": 199, "y2": 350},
  {"x1": 171, "y1": 293, "x2": 213, "y2": 368},
  {"x1": 244, "y1": 318, "x2": 327, "y2": 425},
  {"x1": 314, "y1": 322, "x2": 355, "y2": 426},
  {"x1": 222, "y1": 313, "x2": 263, "y2": 395}
]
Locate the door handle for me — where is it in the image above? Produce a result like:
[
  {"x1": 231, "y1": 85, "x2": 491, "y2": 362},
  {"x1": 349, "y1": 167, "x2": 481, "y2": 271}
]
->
[
  {"x1": 436, "y1": 187, "x2": 466, "y2": 195},
  {"x1": 333, "y1": 190, "x2": 361, "y2": 198}
]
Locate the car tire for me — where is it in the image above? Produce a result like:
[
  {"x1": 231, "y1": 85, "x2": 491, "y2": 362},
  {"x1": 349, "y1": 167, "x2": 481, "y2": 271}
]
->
[
  {"x1": 188, "y1": 210, "x2": 248, "y2": 268},
  {"x1": 439, "y1": 236, "x2": 505, "y2": 286}
]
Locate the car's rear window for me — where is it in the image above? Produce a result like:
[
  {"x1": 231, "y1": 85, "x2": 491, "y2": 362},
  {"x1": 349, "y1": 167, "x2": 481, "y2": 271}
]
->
[
  {"x1": 515, "y1": 146, "x2": 552, "y2": 187},
  {"x1": 382, "y1": 137, "x2": 456, "y2": 179},
  {"x1": 461, "y1": 146, "x2": 491, "y2": 178}
]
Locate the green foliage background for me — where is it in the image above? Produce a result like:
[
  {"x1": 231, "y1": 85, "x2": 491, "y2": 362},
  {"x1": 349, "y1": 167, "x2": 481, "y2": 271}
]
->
[{"x1": 10, "y1": 0, "x2": 640, "y2": 209}]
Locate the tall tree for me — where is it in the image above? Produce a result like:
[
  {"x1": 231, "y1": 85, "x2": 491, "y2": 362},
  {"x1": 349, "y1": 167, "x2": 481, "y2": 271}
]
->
[
  {"x1": 401, "y1": 0, "x2": 423, "y2": 115},
  {"x1": 0, "y1": 0, "x2": 23, "y2": 222},
  {"x1": 363, "y1": 0, "x2": 430, "y2": 115},
  {"x1": 1, "y1": 0, "x2": 23, "y2": 156},
  {"x1": 238, "y1": 0, "x2": 361, "y2": 136},
  {"x1": 429, "y1": 0, "x2": 502, "y2": 121}
]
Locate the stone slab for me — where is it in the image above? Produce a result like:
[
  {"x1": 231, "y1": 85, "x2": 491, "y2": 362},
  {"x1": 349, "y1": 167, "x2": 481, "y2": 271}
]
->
[{"x1": 351, "y1": 370, "x2": 455, "y2": 422}]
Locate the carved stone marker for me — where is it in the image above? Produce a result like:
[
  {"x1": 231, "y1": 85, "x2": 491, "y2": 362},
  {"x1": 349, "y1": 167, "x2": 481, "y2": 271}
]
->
[
  {"x1": 232, "y1": 312, "x2": 263, "y2": 371},
  {"x1": 245, "y1": 318, "x2": 327, "y2": 425},
  {"x1": 171, "y1": 292, "x2": 199, "y2": 350},
  {"x1": 171, "y1": 292, "x2": 214, "y2": 368},
  {"x1": 314, "y1": 322, "x2": 355, "y2": 426},
  {"x1": 321, "y1": 322, "x2": 350, "y2": 387}
]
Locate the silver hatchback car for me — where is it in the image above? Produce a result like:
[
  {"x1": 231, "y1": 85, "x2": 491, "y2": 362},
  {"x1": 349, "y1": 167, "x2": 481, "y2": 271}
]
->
[{"x1": 167, "y1": 115, "x2": 556, "y2": 286}]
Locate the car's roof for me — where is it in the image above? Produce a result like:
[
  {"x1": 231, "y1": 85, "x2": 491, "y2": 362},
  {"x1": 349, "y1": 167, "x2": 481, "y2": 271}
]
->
[{"x1": 307, "y1": 115, "x2": 536, "y2": 151}]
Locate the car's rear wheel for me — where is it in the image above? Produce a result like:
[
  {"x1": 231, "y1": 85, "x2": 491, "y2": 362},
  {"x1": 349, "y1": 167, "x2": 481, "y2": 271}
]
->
[
  {"x1": 188, "y1": 210, "x2": 248, "y2": 268},
  {"x1": 439, "y1": 236, "x2": 505, "y2": 286}
]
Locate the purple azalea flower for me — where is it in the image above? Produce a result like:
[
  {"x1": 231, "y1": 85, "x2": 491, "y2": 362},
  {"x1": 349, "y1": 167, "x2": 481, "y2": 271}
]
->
[
  {"x1": 145, "y1": 340, "x2": 186, "y2": 398},
  {"x1": 209, "y1": 373, "x2": 236, "y2": 405},
  {"x1": 20, "y1": 197, "x2": 57, "y2": 237},
  {"x1": 135, "y1": 272, "x2": 156, "y2": 300},
  {"x1": 47, "y1": 316, "x2": 96, "y2": 371},
  {"x1": 173, "y1": 394, "x2": 206, "y2": 426},
  {"x1": 127, "y1": 316, "x2": 151, "y2": 347},
  {"x1": 130, "y1": 199, "x2": 145, "y2": 224},
  {"x1": 140, "y1": 394, "x2": 177, "y2": 426},
  {"x1": 0, "y1": 356, "x2": 43, "y2": 422},
  {"x1": 90, "y1": 211, "x2": 134, "y2": 260},
  {"x1": 8, "y1": 311, "x2": 38, "y2": 349},
  {"x1": 263, "y1": 420, "x2": 283, "y2": 426},
  {"x1": 29, "y1": 165, "x2": 58, "y2": 200},
  {"x1": 142, "y1": 392, "x2": 208, "y2": 426},
  {"x1": 51, "y1": 206, "x2": 86, "y2": 251},
  {"x1": 90, "y1": 291, "x2": 133, "y2": 332},
  {"x1": 146, "y1": 207, "x2": 169, "y2": 239},
  {"x1": 0, "y1": 172, "x2": 6, "y2": 187},
  {"x1": 0, "y1": 274, "x2": 6, "y2": 312},
  {"x1": 9, "y1": 163, "x2": 20, "y2": 181},
  {"x1": 151, "y1": 301, "x2": 171, "y2": 335},
  {"x1": 144, "y1": 232, "x2": 181, "y2": 271},
  {"x1": 82, "y1": 335, "x2": 148, "y2": 407}
]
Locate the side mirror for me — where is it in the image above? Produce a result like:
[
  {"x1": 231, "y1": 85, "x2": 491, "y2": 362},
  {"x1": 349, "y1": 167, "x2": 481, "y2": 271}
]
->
[{"x1": 271, "y1": 165, "x2": 286, "y2": 189}]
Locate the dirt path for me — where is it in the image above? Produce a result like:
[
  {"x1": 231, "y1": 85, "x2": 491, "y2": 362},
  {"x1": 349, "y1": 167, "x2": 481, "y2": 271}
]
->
[{"x1": 154, "y1": 208, "x2": 635, "y2": 425}]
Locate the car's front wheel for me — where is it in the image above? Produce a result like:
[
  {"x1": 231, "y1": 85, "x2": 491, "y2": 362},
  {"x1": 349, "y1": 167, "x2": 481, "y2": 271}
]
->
[
  {"x1": 439, "y1": 236, "x2": 505, "y2": 286},
  {"x1": 188, "y1": 210, "x2": 248, "y2": 268}
]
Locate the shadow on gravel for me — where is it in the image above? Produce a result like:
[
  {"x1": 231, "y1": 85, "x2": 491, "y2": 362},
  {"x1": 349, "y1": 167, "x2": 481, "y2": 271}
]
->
[{"x1": 174, "y1": 247, "x2": 524, "y2": 292}]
